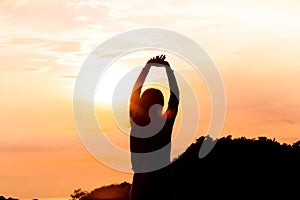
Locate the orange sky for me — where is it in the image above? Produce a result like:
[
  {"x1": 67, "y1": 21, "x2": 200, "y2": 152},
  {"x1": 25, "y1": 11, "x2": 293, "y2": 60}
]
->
[{"x1": 1, "y1": 0, "x2": 300, "y2": 199}]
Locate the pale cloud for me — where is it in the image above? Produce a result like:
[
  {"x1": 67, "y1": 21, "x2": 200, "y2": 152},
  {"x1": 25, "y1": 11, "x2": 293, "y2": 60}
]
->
[
  {"x1": 0, "y1": 36, "x2": 83, "y2": 74},
  {"x1": 60, "y1": 75, "x2": 78, "y2": 79},
  {"x1": 66, "y1": 0, "x2": 104, "y2": 9},
  {"x1": 0, "y1": 0, "x2": 114, "y2": 76},
  {"x1": 0, "y1": 142, "x2": 72, "y2": 153},
  {"x1": 0, "y1": 0, "x2": 277, "y2": 75},
  {"x1": 281, "y1": 119, "x2": 296, "y2": 125},
  {"x1": 75, "y1": 15, "x2": 94, "y2": 21}
]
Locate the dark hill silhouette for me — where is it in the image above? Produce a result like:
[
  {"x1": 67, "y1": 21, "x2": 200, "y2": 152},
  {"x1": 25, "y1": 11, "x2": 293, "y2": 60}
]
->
[
  {"x1": 86, "y1": 182, "x2": 130, "y2": 200},
  {"x1": 173, "y1": 135, "x2": 300, "y2": 199},
  {"x1": 0, "y1": 196, "x2": 18, "y2": 200},
  {"x1": 79, "y1": 182, "x2": 131, "y2": 200},
  {"x1": 74, "y1": 135, "x2": 300, "y2": 199}
]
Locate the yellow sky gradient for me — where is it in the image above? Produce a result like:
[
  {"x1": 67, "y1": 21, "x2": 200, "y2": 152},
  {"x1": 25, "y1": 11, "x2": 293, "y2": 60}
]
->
[{"x1": 1, "y1": 0, "x2": 300, "y2": 199}]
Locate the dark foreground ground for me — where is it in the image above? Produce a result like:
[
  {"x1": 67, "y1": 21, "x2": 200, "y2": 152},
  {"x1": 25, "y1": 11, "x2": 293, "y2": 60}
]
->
[{"x1": 72, "y1": 135, "x2": 300, "y2": 199}]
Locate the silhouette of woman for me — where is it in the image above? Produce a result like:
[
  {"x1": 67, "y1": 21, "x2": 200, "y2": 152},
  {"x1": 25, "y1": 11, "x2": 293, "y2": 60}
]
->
[{"x1": 129, "y1": 55, "x2": 179, "y2": 200}]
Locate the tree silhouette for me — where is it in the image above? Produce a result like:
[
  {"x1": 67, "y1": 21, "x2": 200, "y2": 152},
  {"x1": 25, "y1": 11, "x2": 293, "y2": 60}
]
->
[{"x1": 69, "y1": 188, "x2": 89, "y2": 200}]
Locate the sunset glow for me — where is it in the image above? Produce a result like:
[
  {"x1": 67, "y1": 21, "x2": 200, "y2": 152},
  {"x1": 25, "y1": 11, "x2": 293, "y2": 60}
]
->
[{"x1": 1, "y1": 0, "x2": 300, "y2": 199}]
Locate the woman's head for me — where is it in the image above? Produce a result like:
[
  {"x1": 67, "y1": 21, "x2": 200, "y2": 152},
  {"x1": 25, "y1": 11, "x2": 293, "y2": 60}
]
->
[{"x1": 140, "y1": 88, "x2": 164, "y2": 112}]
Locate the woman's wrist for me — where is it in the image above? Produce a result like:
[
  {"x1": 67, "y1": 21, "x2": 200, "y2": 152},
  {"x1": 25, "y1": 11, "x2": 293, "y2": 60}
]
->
[
  {"x1": 143, "y1": 65, "x2": 151, "y2": 71},
  {"x1": 166, "y1": 66, "x2": 173, "y2": 72}
]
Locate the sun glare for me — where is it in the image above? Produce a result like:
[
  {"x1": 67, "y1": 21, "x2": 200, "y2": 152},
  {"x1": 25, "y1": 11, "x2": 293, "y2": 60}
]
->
[
  {"x1": 94, "y1": 50, "x2": 170, "y2": 108},
  {"x1": 95, "y1": 65, "x2": 129, "y2": 105}
]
